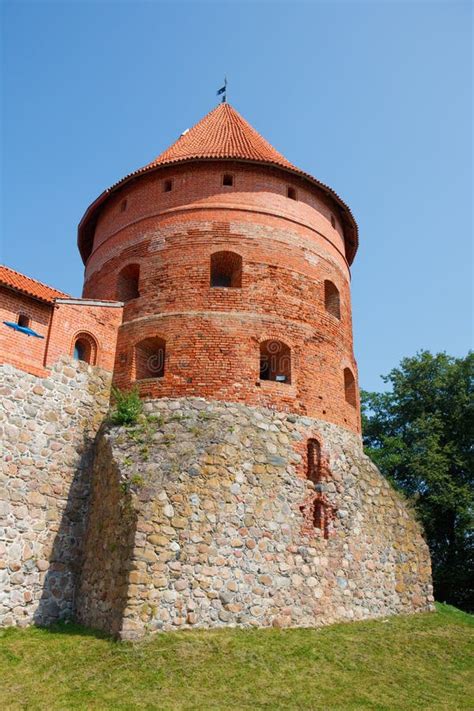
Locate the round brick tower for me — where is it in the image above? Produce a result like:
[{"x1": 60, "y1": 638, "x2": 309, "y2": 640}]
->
[
  {"x1": 75, "y1": 105, "x2": 435, "y2": 637},
  {"x1": 78, "y1": 103, "x2": 360, "y2": 433}
]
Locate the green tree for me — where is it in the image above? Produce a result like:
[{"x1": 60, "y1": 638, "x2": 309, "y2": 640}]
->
[{"x1": 361, "y1": 351, "x2": 473, "y2": 611}]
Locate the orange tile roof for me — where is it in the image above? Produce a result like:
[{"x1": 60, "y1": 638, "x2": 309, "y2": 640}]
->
[
  {"x1": 146, "y1": 103, "x2": 297, "y2": 170},
  {"x1": 0, "y1": 264, "x2": 70, "y2": 303},
  {"x1": 78, "y1": 103, "x2": 358, "y2": 264}
]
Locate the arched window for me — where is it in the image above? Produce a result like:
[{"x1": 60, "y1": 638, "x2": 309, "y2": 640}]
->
[
  {"x1": 324, "y1": 281, "x2": 341, "y2": 319},
  {"x1": 72, "y1": 333, "x2": 97, "y2": 365},
  {"x1": 134, "y1": 337, "x2": 166, "y2": 380},
  {"x1": 344, "y1": 368, "x2": 357, "y2": 407},
  {"x1": 259, "y1": 340, "x2": 291, "y2": 384},
  {"x1": 116, "y1": 264, "x2": 140, "y2": 301},
  {"x1": 210, "y1": 251, "x2": 242, "y2": 288}
]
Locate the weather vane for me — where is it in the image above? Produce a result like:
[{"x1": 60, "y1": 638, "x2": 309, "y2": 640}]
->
[{"x1": 216, "y1": 77, "x2": 227, "y2": 103}]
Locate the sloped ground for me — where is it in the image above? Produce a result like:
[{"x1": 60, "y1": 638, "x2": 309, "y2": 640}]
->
[{"x1": 1, "y1": 604, "x2": 472, "y2": 710}]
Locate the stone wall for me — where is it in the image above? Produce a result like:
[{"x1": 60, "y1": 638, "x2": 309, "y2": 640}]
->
[
  {"x1": 0, "y1": 358, "x2": 112, "y2": 627},
  {"x1": 74, "y1": 433, "x2": 137, "y2": 637},
  {"x1": 77, "y1": 398, "x2": 434, "y2": 639}
]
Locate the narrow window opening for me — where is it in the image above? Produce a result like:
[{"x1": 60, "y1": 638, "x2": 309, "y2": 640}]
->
[
  {"x1": 259, "y1": 340, "x2": 291, "y2": 384},
  {"x1": 17, "y1": 314, "x2": 30, "y2": 328},
  {"x1": 313, "y1": 500, "x2": 326, "y2": 533},
  {"x1": 344, "y1": 368, "x2": 357, "y2": 407},
  {"x1": 163, "y1": 179, "x2": 173, "y2": 193},
  {"x1": 287, "y1": 186, "x2": 297, "y2": 201},
  {"x1": 307, "y1": 439, "x2": 322, "y2": 485},
  {"x1": 222, "y1": 174, "x2": 234, "y2": 187},
  {"x1": 116, "y1": 264, "x2": 140, "y2": 301},
  {"x1": 210, "y1": 251, "x2": 242, "y2": 288},
  {"x1": 120, "y1": 199, "x2": 128, "y2": 213},
  {"x1": 135, "y1": 337, "x2": 166, "y2": 380},
  {"x1": 331, "y1": 214, "x2": 336, "y2": 228},
  {"x1": 324, "y1": 280, "x2": 341, "y2": 319}
]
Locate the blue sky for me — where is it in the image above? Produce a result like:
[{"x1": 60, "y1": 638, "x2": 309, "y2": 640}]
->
[{"x1": 1, "y1": 0, "x2": 472, "y2": 391}]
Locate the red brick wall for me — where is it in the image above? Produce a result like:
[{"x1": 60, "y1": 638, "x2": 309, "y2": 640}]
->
[
  {"x1": 0, "y1": 286, "x2": 51, "y2": 375},
  {"x1": 0, "y1": 286, "x2": 122, "y2": 375},
  {"x1": 45, "y1": 301, "x2": 123, "y2": 372},
  {"x1": 82, "y1": 161, "x2": 360, "y2": 432}
]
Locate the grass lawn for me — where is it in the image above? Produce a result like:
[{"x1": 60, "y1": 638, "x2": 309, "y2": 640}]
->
[{"x1": 1, "y1": 604, "x2": 473, "y2": 710}]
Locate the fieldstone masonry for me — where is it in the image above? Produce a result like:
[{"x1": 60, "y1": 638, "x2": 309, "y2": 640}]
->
[
  {"x1": 1, "y1": 363, "x2": 434, "y2": 635},
  {"x1": 0, "y1": 359, "x2": 111, "y2": 627},
  {"x1": 77, "y1": 398, "x2": 434, "y2": 639}
]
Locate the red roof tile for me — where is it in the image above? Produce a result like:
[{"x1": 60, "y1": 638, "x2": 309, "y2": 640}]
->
[
  {"x1": 78, "y1": 103, "x2": 359, "y2": 265},
  {"x1": 0, "y1": 264, "x2": 69, "y2": 303},
  {"x1": 146, "y1": 103, "x2": 297, "y2": 170}
]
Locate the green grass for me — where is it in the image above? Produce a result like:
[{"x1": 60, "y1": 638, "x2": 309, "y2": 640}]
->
[{"x1": 1, "y1": 604, "x2": 472, "y2": 710}]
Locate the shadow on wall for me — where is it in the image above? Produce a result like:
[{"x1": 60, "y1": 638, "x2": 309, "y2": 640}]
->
[
  {"x1": 33, "y1": 425, "x2": 136, "y2": 637},
  {"x1": 32, "y1": 430, "x2": 95, "y2": 627},
  {"x1": 75, "y1": 429, "x2": 138, "y2": 638}
]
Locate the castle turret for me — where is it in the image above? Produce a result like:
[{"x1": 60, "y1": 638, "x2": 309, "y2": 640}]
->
[
  {"x1": 0, "y1": 104, "x2": 434, "y2": 637},
  {"x1": 78, "y1": 104, "x2": 360, "y2": 433}
]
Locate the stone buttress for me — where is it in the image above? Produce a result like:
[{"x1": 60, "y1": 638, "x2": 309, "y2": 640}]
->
[{"x1": 77, "y1": 398, "x2": 434, "y2": 639}]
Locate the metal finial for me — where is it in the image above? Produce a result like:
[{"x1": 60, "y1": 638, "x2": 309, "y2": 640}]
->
[{"x1": 216, "y1": 77, "x2": 227, "y2": 103}]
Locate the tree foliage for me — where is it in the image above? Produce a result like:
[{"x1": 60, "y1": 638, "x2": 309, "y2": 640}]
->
[{"x1": 361, "y1": 351, "x2": 473, "y2": 611}]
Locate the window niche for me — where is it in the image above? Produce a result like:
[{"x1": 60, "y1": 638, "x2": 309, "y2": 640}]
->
[
  {"x1": 210, "y1": 251, "x2": 242, "y2": 288},
  {"x1": 307, "y1": 438, "x2": 322, "y2": 485},
  {"x1": 134, "y1": 337, "x2": 166, "y2": 380},
  {"x1": 72, "y1": 333, "x2": 97, "y2": 365},
  {"x1": 344, "y1": 368, "x2": 357, "y2": 407},
  {"x1": 116, "y1": 264, "x2": 140, "y2": 302},
  {"x1": 305, "y1": 438, "x2": 331, "y2": 537},
  {"x1": 17, "y1": 314, "x2": 30, "y2": 328},
  {"x1": 259, "y1": 340, "x2": 291, "y2": 384},
  {"x1": 324, "y1": 280, "x2": 341, "y2": 319}
]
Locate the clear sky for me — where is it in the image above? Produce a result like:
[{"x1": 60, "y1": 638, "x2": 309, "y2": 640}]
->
[{"x1": 1, "y1": 0, "x2": 472, "y2": 391}]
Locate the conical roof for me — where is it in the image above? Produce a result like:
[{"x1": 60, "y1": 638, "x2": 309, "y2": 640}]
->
[
  {"x1": 78, "y1": 103, "x2": 358, "y2": 264},
  {"x1": 145, "y1": 103, "x2": 297, "y2": 171}
]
